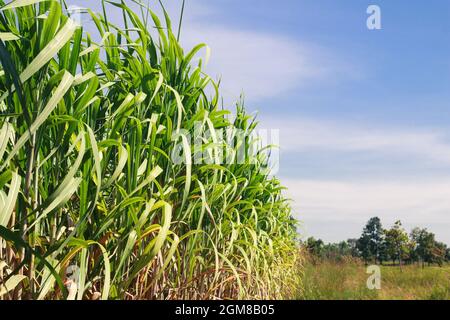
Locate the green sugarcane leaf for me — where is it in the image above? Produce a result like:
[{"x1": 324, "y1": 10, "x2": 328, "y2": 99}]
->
[
  {"x1": 26, "y1": 177, "x2": 82, "y2": 232},
  {"x1": 1, "y1": 0, "x2": 54, "y2": 10},
  {"x1": 19, "y1": 18, "x2": 78, "y2": 84},
  {"x1": 0, "y1": 71, "x2": 74, "y2": 171}
]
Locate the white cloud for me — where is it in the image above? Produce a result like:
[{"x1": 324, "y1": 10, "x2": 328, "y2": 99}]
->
[
  {"x1": 284, "y1": 178, "x2": 450, "y2": 243},
  {"x1": 67, "y1": 0, "x2": 355, "y2": 103},
  {"x1": 285, "y1": 179, "x2": 450, "y2": 220},
  {"x1": 170, "y1": 1, "x2": 355, "y2": 103},
  {"x1": 265, "y1": 117, "x2": 450, "y2": 243},
  {"x1": 262, "y1": 117, "x2": 450, "y2": 165},
  {"x1": 180, "y1": 26, "x2": 332, "y2": 102}
]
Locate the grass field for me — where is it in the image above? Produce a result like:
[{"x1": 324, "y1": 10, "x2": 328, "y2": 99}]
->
[{"x1": 299, "y1": 258, "x2": 450, "y2": 300}]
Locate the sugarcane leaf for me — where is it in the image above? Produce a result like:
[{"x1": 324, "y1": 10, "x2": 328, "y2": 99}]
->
[
  {"x1": 0, "y1": 275, "x2": 26, "y2": 296},
  {"x1": 19, "y1": 18, "x2": 78, "y2": 84},
  {"x1": 1, "y1": 0, "x2": 54, "y2": 10},
  {"x1": 0, "y1": 32, "x2": 19, "y2": 41},
  {"x1": 0, "y1": 71, "x2": 74, "y2": 171},
  {"x1": 0, "y1": 171, "x2": 20, "y2": 227}
]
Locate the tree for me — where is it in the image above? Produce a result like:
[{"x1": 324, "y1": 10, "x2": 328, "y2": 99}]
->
[
  {"x1": 410, "y1": 228, "x2": 436, "y2": 268},
  {"x1": 357, "y1": 217, "x2": 385, "y2": 264},
  {"x1": 431, "y1": 242, "x2": 447, "y2": 267},
  {"x1": 347, "y1": 238, "x2": 359, "y2": 257},
  {"x1": 384, "y1": 221, "x2": 410, "y2": 266},
  {"x1": 306, "y1": 237, "x2": 324, "y2": 256},
  {"x1": 337, "y1": 241, "x2": 350, "y2": 255},
  {"x1": 404, "y1": 240, "x2": 417, "y2": 265}
]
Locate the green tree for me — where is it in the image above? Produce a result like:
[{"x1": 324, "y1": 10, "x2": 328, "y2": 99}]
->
[
  {"x1": 384, "y1": 221, "x2": 410, "y2": 266},
  {"x1": 357, "y1": 217, "x2": 385, "y2": 264},
  {"x1": 346, "y1": 238, "x2": 359, "y2": 257},
  {"x1": 306, "y1": 237, "x2": 324, "y2": 256},
  {"x1": 431, "y1": 242, "x2": 447, "y2": 267},
  {"x1": 410, "y1": 228, "x2": 436, "y2": 267}
]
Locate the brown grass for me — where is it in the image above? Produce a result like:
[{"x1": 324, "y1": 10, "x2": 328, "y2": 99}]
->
[{"x1": 298, "y1": 256, "x2": 450, "y2": 300}]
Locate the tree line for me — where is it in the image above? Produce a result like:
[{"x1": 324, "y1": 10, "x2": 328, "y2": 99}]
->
[{"x1": 304, "y1": 217, "x2": 450, "y2": 267}]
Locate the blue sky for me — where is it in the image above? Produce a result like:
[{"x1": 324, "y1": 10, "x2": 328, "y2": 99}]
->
[{"x1": 68, "y1": 1, "x2": 450, "y2": 244}]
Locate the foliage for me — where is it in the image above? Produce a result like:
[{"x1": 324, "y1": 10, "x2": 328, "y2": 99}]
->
[
  {"x1": 410, "y1": 228, "x2": 448, "y2": 267},
  {"x1": 304, "y1": 218, "x2": 449, "y2": 267},
  {"x1": 356, "y1": 217, "x2": 385, "y2": 264},
  {"x1": 384, "y1": 221, "x2": 411, "y2": 266},
  {"x1": 305, "y1": 237, "x2": 357, "y2": 263},
  {"x1": 0, "y1": 0, "x2": 299, "y2": 300}
]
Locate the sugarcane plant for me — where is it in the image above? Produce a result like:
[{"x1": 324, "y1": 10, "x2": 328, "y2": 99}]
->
[{"x1": 0, "y1": 0, "x2": 301, "y2": 300}]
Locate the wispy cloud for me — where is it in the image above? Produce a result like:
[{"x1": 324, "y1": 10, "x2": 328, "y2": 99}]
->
[
  {"x1": 284, "y1": 178, "x2": 450, "y2": 243},
  {"x1": 262, "y1": 117, "x2": 450, "y2": 165},
  {"x1": 171, "y1": 1, "x2": 357, "y2": 103},
  {"x1": 67, "y1": 0, "x2": 357, "y2": 103},
  {"x1": 264, "y1": 117, "x2": 450, "y2": 243},
  {"x1": 181, "y1": 26, "x2": 334, "y2": 102}
]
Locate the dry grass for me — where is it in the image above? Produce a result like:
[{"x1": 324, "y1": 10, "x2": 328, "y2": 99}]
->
[{"x1": 299, "y1": 257, "x2": 450, "y2": 300}]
